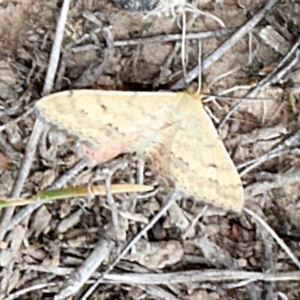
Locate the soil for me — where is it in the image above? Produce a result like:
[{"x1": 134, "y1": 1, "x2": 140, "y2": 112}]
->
[{"x1": 0, "y1": 0, "x2": 300, "y2": 299}]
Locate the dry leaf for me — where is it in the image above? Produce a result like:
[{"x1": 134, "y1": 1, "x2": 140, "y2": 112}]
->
[
  {"x1": 35, "y1": 90, "x2": 244, "y2": 212},
  {"x1": 126, "y1": 239, "x2": 183, "y2": 269},
  {"x1": 0, "y1": 151, "x2": 11, "y2": 170}
]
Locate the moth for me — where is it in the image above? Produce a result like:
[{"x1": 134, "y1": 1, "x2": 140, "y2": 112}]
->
[{"x1": 35, "y1": 90, "x2": 244, "y2": 212}]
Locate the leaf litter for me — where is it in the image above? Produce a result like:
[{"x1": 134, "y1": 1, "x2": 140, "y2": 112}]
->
[{"x1": 0, "y1": 0, "x2": 300, "y2": 299}]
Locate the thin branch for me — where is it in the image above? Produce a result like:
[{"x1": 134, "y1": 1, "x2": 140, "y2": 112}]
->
[
  {"x1": 243, "y1": 208, "x2": 300, "y2": 270},
  {"x1": 6, "y1": 159, "x2": 88, "y2": 232},
  {"x1": 73, "y1": 27, "x2": 114, "y2": 87},
  {"x1": 0, "y1": 118, "x2": 44, "y2": 240},
  {"x1": 55, "y1": 238, "x2": 115, "y2": 300},
  {"x1": 0, "y1": 0, "x2": 71, "y2": 241},
  {"x1": 238, "y1": 128, "x2": 300, "y2": 176},
  {"x1": 43, "y1": 0, "x2": 71, "y2": 95},
  {"x1": 82, "y1": 191, "x2": 180, "y2": 299},
  {"x1": 113, "y1": 29, "x2": 233, "y2": 47},
  {"x1": 218, "y1": 48, "x2": 300, "y2": 130},
  {"x1": 100, "y1": 270, "x2": 300, "y2": 285},
  {"x1": 170, "y1": 0, "x2": 279, "y2": 90}
]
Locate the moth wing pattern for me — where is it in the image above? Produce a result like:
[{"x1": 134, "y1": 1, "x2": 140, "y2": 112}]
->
[
  {"x1": 160, "y1": 96, "x2": 244, "y2": 212},
  {"x1": 36, "y1": 90, "x2": 244, "y2": 212}
]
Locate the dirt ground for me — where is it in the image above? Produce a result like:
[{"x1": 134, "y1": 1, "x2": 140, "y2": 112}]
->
[{"x1": 0, "y1": 0, "x2": 300, "y2": 299}]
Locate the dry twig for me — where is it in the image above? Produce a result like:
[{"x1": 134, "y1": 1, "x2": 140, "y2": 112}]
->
[
  {"x1": 73, "y1": 27, "x2": 114, "y2": 87},
  {"x1": 243, "y1": 208, "x2": 300, "y2": 270},
  {"x1": 238, "y1": 129, "x2": 300, "y2": 176},
  {"x1": 55, "y1": 238, "x2": 115, "y2": 300},
  {"x1": 170, "y1": 0, "x2": 279, "y2": 90},
  {"x1": 6, "y1": 159, "x2": 88, "y2": 231},
  {"x1": 82, "y1": 191, "x2": 180, "y2": 299},
  {"x1": 0, "y1": 0, "x2": 71, "y2": 241}
]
